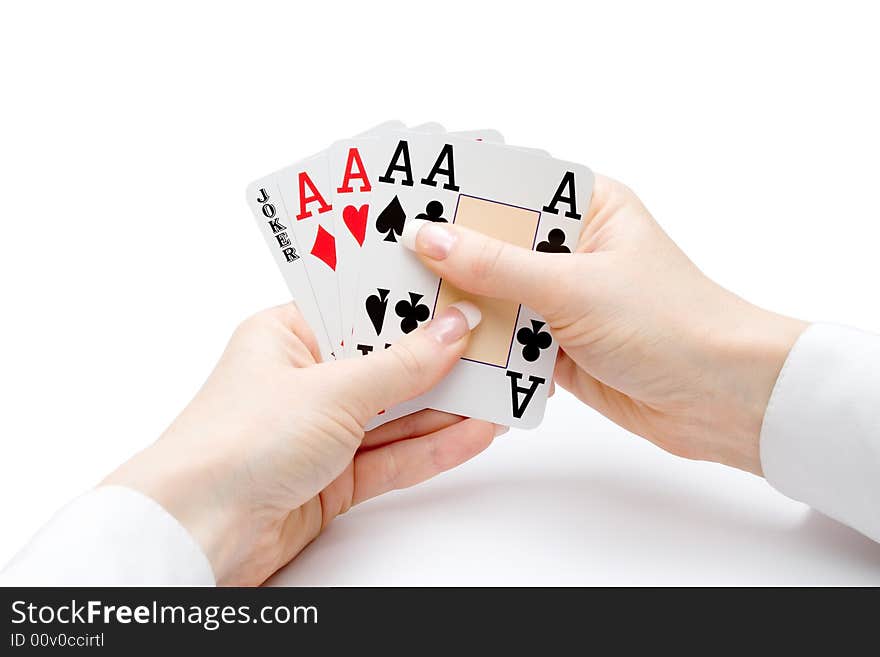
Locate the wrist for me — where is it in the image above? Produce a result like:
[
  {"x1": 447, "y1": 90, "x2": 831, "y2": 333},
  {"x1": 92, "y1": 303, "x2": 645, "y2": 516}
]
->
[
  {"x1": 102, "y1": 438, "x2": 249, "y2": 585},
  {"x1": 701, "y1": 296, "x2": 807, "y2": 475}
]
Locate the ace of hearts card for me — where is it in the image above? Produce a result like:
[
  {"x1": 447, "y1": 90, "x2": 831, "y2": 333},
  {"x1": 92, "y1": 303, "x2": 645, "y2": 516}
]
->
[{"x1": 329, "y1": 126, "x2": 505, "y2": 355}]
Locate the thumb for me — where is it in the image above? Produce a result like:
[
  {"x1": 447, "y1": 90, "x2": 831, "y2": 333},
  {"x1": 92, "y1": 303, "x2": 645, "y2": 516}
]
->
[
  {"x1": 400, "y1": 219, "x2": 573, "y2": 318},
  {"x1": 330, "y1": 301, "x2": 482, "y2": 421}
]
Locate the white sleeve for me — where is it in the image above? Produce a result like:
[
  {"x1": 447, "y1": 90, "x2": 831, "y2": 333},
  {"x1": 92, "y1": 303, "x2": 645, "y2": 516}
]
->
[
  {"x1": 0, "y1": 485, "x2": 215, "y2": 586},
  {"x1": 760, "y1": 322, "x2": 880, "y2": 543}
]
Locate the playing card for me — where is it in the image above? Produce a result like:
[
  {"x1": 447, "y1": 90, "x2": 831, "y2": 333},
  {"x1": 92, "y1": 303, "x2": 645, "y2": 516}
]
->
[
  {"x1": 327, "y1": 122, "x2": 409, "y2": 356},
  {"x1": 245, "y1": 175, "x2": 336, "y2": 360},
  {"x1": 408, "y1": 122, "x2": 446, "y2": 133},
  {"x1": 267, "y1": 152, "x2": 344, "y2": 359},
  {"x1": 350, "y1": 131, "x2": 592, "y2": 428},
  {"x1": 332, "y1": 126, "x2": 506, "y2": 356},
  {"x1": 247, "y1": 122, "x2": 587, "y2": 430},
  {"x1": 446, "y1": 128, "x2": 505, "y2": 143},
  {"x1": 352, "y1": 120, "x2": 406, "y2": 137},
  {"x1": 254, "y1": 123, "x2": 411, "y2": 360}
]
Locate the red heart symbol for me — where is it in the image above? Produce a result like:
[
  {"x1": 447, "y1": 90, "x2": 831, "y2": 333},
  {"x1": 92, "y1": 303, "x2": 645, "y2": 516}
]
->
[{"x1": 343, "y1": 204, "x2": 368, "y2": 246}]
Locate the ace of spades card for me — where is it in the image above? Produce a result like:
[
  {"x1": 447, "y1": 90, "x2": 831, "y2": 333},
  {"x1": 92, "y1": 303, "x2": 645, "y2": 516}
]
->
[
  {"x1": 247, "y1": 122, "x2": 505, "y2": 362},
  {"x1": 331, "y1": 126, "x2": 505, "y2": 356},
  {"x1": 351, "y1": 131, "x2": 593, "y2": 429},
  {"x1": 329, "y1": 125, "x2": 410, "y2": 356}
]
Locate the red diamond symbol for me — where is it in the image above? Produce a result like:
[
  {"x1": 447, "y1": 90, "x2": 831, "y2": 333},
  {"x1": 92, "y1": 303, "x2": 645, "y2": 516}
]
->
[{"x1": 310, "y1": 225, "x2": 336, "y2": 271}]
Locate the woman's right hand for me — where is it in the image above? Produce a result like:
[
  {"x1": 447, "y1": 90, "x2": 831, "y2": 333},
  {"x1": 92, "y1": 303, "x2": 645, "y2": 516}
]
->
[{"x1": 403, "y1": 175, "x2": 808, "y2": 475}]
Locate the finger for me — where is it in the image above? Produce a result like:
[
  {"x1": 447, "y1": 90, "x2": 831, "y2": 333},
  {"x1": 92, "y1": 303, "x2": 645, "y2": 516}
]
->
[
  {"x1": 361, "y1": 409, "x2": 465, "y2": 449},
  {"x1": 351, "y1": 418, "x2": 497, "y2": 506},
  {"x1": 553, "y1": 351, "x2": 639, "y2": 431},
  {"x1": 585, "y1": 173, "x2": 616, "y2": 224},
  {"x1": 553, "y1": 350, "x2": 606, "y2": 409},
  {"x1": 400, "y1": 219, "x2": 576, "y2": 319},
  {"x1": 326, "y1": 301, "x2": 482, "y2": 423}
]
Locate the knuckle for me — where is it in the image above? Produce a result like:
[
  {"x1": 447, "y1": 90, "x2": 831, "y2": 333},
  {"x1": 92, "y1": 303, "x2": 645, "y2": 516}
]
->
[
  {"x1": 381, "y1": 449, "x2": 402, "y2": 489},
  {"x1": 388, "y1": 341, "x2": 426, "y2": 381},
  {"x1": 531, "y1": 255, "x2": 574, "y2": 319},
  {"x1": 234, "y1": 309, "x2": 272, "y2": 338},
  {"x1": 599, "y1": 174, "x2": 635, "y2": 202},
  {"x1": 234, "y1": 303, "x2": 305, "y2": 342},
  {"x1": 610, "y1": 179, "x2": 647, "y2": 215},
  {"x1": 612, "y1": 179, "x2": 637, "y2": 200},
  {"x1": 397, "y1": 411, "x2": 420, "y2": 439},
  {"x1": 241, "y1": 304, "x2": 290, "y2": 329},
  {"x1": 275, "y1": 301, "x2": 303, "y2": 325},
  {"x1": 470, "y1": 239, "x2": 507, "y2": 290}
]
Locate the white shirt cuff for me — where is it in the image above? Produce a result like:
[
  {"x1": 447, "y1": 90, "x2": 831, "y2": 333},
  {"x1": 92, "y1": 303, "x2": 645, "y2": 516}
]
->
[
  {"x1": 0, "y1": 485, "x2": 215, "y2": 586},
  {"x1": 760, "y1": 322, "x2": 880, "y2": 542}
]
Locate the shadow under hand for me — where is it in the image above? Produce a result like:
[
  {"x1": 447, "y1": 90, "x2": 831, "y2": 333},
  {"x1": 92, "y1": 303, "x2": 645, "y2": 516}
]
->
[{"x1": 270, "y1": 467, "x2": 880, "y2": 586}]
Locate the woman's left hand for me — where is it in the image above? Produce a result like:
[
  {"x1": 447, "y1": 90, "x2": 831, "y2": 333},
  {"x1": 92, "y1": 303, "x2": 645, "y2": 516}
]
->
[{"x1": 104, "y1": 301, "x2": 496, "y2": 585}]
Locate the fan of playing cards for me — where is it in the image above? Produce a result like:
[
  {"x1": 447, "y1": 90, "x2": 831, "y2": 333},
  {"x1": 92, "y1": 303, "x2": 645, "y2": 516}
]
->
[{"x1": 246, "y1": 121, "x2": 593, "y2": 429}]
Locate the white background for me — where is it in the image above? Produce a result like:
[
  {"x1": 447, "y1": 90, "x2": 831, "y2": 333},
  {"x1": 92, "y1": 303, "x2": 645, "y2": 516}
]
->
[{"x1": 2, "y1": 1, "x2": 879, "y2": 584}]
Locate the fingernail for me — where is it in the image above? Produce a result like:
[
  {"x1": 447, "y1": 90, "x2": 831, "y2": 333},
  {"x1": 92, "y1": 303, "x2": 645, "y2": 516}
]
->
[
  {"x1": 425, "y1": 301, "x2": 481, "y2": 344},
  {"x1": 449, "y1": 300, "x2": 481, "y2": 330},
  {"x1": 401, "y1": 219, "x2": 456, "y2": 259},
  {"x1": 400, "y1": 218, "x2": 427, "y2": 251},
  {"x1": 494, "y1": 425, "x2": 510, "y2": 437}
]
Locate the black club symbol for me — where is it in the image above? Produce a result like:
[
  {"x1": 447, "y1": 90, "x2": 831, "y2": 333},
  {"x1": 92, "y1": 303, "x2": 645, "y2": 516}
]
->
[
  {"x1": 415, "y1": 200, "x2": 447, "y2": 223},
  {"x1": 516, "y1": 320, "x2": 552, "y2": 362},
  {"x1": 536, "y1": 228, "x2": 571, "y2": 253},
  {"x1": 394, "y1": 292, "x2": 430, "y2": 334}
]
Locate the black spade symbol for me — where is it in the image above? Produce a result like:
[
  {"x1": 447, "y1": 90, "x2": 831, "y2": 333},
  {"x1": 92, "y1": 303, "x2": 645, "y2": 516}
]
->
[
  {"x1": 376, "y1": 196, "x2": 406, "y2": 242},
  {"x1": 365, "y1": 288, "x2": 390, "y2": 335}
]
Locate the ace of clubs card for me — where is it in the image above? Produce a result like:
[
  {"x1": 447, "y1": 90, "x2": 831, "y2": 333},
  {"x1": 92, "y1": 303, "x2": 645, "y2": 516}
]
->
[
  {"x1": 331, "y1": 127, "x2": 505, "y2": 355},
  {"x1": 351, "y1": 132, "x2": 593, "y2": 428}
]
